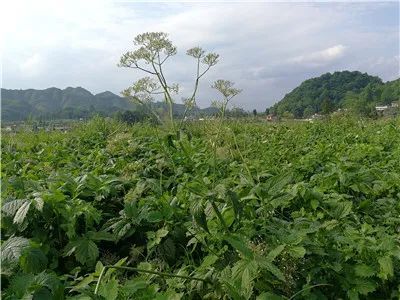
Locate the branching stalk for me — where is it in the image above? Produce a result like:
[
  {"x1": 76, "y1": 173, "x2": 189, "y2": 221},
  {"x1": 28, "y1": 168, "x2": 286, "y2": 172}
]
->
[{"x1": 94, "y1": 265, "x2": 211, "y2": 295}]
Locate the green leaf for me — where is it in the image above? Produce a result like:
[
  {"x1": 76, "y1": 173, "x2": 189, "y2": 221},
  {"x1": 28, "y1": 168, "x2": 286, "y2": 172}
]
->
[
  {"x1": 353, "y1": 278, "x2": 377, "y2": 295},
  {"x1": 378, "y1": 256, "x2": 393, "y2": 279},
  {"x1": 354, "y1": 264, "x2": 375, "y2": 278},
  {"x1": 86, "y1": 231, "x2": 115, "y2": 241},
  {"x1": 241, "y1": 266, "x2": 252, "y2": 297},
  {"x1": 288, "y1": 246, "x2": 306, "y2": 258},
  {"x1": 227, "y1": 190, "x2": 241, "y2": 219},
  {"x1": 347, "y1": 290, "x2": 360, "y2": 300},
  {"x1": 200, "y1": 254, "x2": 219, "y2": 269},
  {"x1": 267, "y1": 244, "x2": 285, "y2": 261},
  {"x1": 33, "y1": 272, "x2": 61, "y2": 294},
  {"x1": 7, "y1": 273, "x2": 35, "y2": 298},
  {"x1": 191, "y1": 201, "x2": 209, "y2": 233},
  {"x1": 257, "y1": 292, "x2": 284, "y2": 300},
  {"x1": 99, "y1": 277, "x2": 119, "y2": 300},
  {"x1": 2, "y1": 199, "x2": 27, "y2": 216},
  {"x1": 257, "y1": 258, "x2": 285, "y2": 281},
  {"x1": 123, "y1": 279, "x2": 148, "y2": 295},
  {"x1": 20, "y1": 248, "x2": 48, "y2": 273},
  {"x1": 334, "y1": 201, "x2": 352, "y2": 219},
  {"x1": 222, "y1": 207, "x2": 235, "y2": 227},
  {"x1": 1, "y1": 236, "x2": 30, "y2": 265},
  {"x1": 224, "y1": 234, "x2": 253, "y2": 259},
  {"x1": 13, "y1": 200, "x2": 31, "y2": 224},
  {"x1": 147, "y1": 228, "x2": 169, "y2": 251},
  {"x1": 63, "y1": 238, "x2": 99, "y2": 266}
]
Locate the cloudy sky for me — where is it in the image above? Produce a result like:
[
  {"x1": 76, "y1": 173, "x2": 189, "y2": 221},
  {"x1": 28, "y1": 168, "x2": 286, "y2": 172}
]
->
[{"x1": 1, "y1": 0, "x2": 399, "y2": 110}]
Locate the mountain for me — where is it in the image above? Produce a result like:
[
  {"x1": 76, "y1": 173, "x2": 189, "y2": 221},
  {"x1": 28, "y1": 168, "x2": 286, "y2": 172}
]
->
[
  {"x1": 1, "y1": 87, "x2": 219, "y2": 121},
  {"x1": 1, "y1": 87, "x2": 135, "y2": 121},
  {"x1": 269, "y1": 71, "x2": 399, "y2": 118}
]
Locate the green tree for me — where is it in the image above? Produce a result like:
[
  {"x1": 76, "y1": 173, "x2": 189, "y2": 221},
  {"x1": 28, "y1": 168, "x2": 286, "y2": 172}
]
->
[
  {"x1": 321, "y1": 99, "x2": 335, "y2": 115},
  {"x1": 282, "y1": 111, "x2": 294, "y2": 119},
  {"x1": 303, "y1": 107, "x2": 315, "y2": 118}
]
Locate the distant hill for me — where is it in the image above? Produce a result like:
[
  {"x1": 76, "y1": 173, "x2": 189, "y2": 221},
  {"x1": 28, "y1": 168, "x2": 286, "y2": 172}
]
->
[
  {"x1": 1, "y1": 87, "x2": 219, "y2": 121},
  {"x1": 270, "y1": 71, "x2": 399, "y2": 118}
]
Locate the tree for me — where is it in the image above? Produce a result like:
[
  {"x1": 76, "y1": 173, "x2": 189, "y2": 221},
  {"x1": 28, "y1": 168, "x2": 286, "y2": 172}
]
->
[
  {"x1": 282, "y1": 111, "x2": 294, "y2": 119},
  {"x1": 303, "y1": 107, "x2": 315, "y2": 118},
  {"x1": 211, "y1": 80, "x2": 242, "y2": 119},
  {"x1": 321, "y1": 98, "x2": 334, "y2": 115},
  {"x1": 118, "y1": 32, "x2": 219, "y2": 130}
]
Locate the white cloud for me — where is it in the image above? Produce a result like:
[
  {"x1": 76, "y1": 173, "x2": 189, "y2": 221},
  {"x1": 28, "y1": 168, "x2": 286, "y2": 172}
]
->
[
  {"x1": 19, "y1": 54, "x2": 44, "y2": 77},
  {"x1": 289, "y1": 45, "x2": 347, "y2": 66},
  {"x1": 1, "y1": 1, "x2": 398, "y2": 110}
]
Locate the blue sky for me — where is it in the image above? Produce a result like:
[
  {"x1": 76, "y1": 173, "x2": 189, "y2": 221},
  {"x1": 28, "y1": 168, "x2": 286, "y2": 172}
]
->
[{"x1": 2, "y1": 1, "x2": 399, "y2": 110}]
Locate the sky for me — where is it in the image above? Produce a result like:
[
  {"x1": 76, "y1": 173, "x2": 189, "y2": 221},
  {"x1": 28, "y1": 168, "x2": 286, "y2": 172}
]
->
[{"x1": 1, "y1": 0, "x2": 399, "y2": 110}]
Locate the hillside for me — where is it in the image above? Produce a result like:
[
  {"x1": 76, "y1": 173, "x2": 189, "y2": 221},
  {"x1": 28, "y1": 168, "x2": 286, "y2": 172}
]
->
[
  {"x1": 1, "y1": 87, "x2": 135, "y2": 121},
  {"x1": 1, "y1": 88, "x2": 219, "y2": 121},
  {"x1": 270, "y1": 71, "x2": 399, "y2": 118}
]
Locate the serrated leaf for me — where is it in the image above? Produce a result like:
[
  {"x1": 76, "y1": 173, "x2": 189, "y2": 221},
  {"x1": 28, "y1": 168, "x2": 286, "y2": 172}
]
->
[
  {"x1": 20, "y1": 248, "x2": 48, "y2": 273},
  {"x1": 13, "y1": 201, "x2": 31, "y2": 224},
  {"x1": 7, "y1": 273, "x2": 35, "y2": 298},
  {"x1": 191, "y1": 201, "x2": 209, "y2": 233},
  {"x1": 2, "y1": 199, "x2": 26, "y2": 216},
  {"x1": 335, "y1": 201, "x2": 352, "y2": 219},
  {"x1": 32, "y1": 193, "x2": 44, "y2": 211},
  {"x1": 347, "y1": 290, "x2": 359, "y2": 300},
  {"x1": 99, "y1": 277, "x2": 119, "y2": 300},
  {"x1": 227, "y1": 190, "x2": 241, "y2": 219},
  {"x1": 288, "y1": 246, "x2": 306, "y2": 258},
  {"x1": 257, "y1": 258, "x2": 285, "y2": 281},
  {"x1": 200, "y1": 254, "x2": 219, "y2": 269},
  {"x1": 1, "y1": 236, "x2": 30, "y2": 265},
  {"x1": 123, "y1": 279, "x2": 148, "y2": 295},
  {"x1": 353, "y1": 278, "x2": 377, "y2": 295},
  {"x1": 241, "y1": 266, "x2": 252, "y2": 297},
  {"x1": 267, "y1": 244, "x2": 285, "y2": 261},
  {"x1": 378, "y1": 256, "x2": 393, "y2": 279},
  {"x1": 63, "y1": 238, "x2": 99, "y2": 266},
  {"x1": 354, "y1": 264, "x2": 375, "y2": 278},
  {"x1": 33, "y1": 272, "x2": 61, "y2": 293},
  {"x1": 224, "y1": 234, "x2": 253, "y2": 259}
]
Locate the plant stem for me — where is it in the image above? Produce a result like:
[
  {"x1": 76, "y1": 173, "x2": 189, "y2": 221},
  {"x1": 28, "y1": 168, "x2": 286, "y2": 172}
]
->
[
  {"x1": 94, "y1": 265, "x2": 211, "y2": 295},
  {"x1": 288, "y1": 283, "x2": 333, "y2": 300}
]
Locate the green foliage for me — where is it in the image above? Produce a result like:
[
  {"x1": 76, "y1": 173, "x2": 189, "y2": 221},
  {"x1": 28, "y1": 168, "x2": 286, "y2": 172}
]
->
[
  {"x1": 2, "y1": 116, "x2": 400, "y2": 299},
  {"x1": 270, "y1": 71, "x2": 392, "y2": 118}
]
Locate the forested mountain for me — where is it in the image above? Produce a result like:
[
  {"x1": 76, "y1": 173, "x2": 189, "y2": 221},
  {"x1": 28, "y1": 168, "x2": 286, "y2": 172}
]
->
[
  {"x1": 1, "y1": 87, "x2": 219, "y2": 121},
  {"x1": 270, "y1": 71, "x2": 399, "y2": 118},
  {"x1": 1, "y1": 87, "x2": 135, "y2": 121}
]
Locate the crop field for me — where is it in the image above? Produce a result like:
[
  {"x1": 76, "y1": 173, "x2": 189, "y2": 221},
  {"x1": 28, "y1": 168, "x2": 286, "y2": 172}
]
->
[{"x1": 1, "y1": 117, "x2": 400, "y2": 299}]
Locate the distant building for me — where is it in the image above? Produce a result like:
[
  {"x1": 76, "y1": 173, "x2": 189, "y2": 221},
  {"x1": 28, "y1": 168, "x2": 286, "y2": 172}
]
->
[
  {"x1": 266, "y1": 115, "x2": 277, "y2": 121},
  {"x1": 375, "y1": 105, "x2": 389, "y2": 111}
]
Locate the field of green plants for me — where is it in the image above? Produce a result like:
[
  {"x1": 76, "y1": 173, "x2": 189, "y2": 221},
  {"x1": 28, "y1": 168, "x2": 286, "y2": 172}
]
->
[{"x1": 1, "y1": 117, "x2": 400, "y2": 299}]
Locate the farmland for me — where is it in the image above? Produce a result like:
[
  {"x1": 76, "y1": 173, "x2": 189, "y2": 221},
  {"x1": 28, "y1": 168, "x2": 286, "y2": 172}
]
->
[{"x1": 1, "y1": 116, "x2": 400, "y2": 299}]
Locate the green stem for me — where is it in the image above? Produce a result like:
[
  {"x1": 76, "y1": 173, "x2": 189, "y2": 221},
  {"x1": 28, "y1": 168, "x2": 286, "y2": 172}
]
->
[
  {"x1": 94, "y1": 265, "x2": 210, "y2": 295},
  {"x1": 94, "y1": 266, "x2": 107, "y2": 294},
  {"x1": 210, "y1": 198, "x2": 228, "y2": 231},
  {"x1": 288, "y1": 283, "x2": 333, "y2": 300}
]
